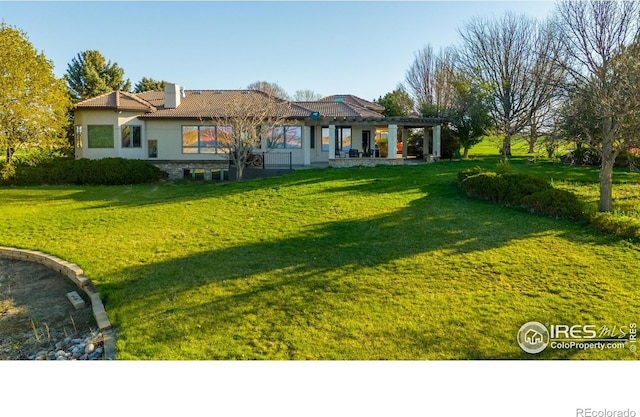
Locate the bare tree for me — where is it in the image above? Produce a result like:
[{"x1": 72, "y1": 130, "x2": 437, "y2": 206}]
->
[
  {"x1": 405, "y1": 45, "x2": 456, "y2": 116},
  {"x1": 525, "y1": 19, "x2": 568, "y2": 153},
  {"x1": 293, "y1": 89, "x2": 322, "y2": 101},
  {"x1": 247, "y1": 80, "x2": 291, "y2": 100},
  {"x1": 555, "y1": 0, "x2": 640, "y2": 212},
  {"x1": 458, "y1": 12, "x2": 565, "y2": 157},
  {"x1": 198, "y1": 91, "x2": 291, "y2": 181}
]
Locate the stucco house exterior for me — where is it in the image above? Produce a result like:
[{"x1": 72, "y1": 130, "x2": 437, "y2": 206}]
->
[{"x1": 73, "y1": 84, "x2": 444, "y2": 180}]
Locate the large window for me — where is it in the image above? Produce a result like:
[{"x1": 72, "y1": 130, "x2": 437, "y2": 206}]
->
[
  {"x1": 267, "y1": 125, "x2": 302, "y2": 149},
  {"x1": 121, "y1": 125, "x2": 141, "y2": 148},
  {"x1": 182, "y1": 125, "x2": 231, "y2": 154},
  {"x1": 321, "y1": 127, "x2": 351, "y2": 152},
  {"x1": 87, "y1": 125, "x2": 114, "y2": 148}
]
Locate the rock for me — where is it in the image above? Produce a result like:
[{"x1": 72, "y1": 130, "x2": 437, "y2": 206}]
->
[
  {"x1": 85, "y1": 343, "x2": 94, "y2": 354},
  {"x1": 88, "y1": 350, "x2": 102, "y2": 360}
]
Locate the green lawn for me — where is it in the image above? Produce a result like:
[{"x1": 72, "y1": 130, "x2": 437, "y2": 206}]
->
[{"x1": 1, "y1": 151, "x2": 638, "y2": 359}]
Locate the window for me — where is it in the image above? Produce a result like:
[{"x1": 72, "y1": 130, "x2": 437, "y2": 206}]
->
[
  {"x1": 75, "y1": 126, "x2": 83, "y2": 148},
  {"x1": 87, "y1": 125, "x2": 114, "y2": 148},
  {"x1": 322, "y1": 127, "x2": 330, "y2": 151},
  {"x1": 321, "y1": 126, "x2": 351, "y2": 152},
  {"x1": 182, "y1": 126, "x2": 230, "y2": 154},
  {"x1": 121, "y1": 126, "x2": 142, "y2": 148},
  {"x1": 267, "y1": 125, "x2": 302, "y2": 149},
  {"x1": 310, "y1": 127, "x2": 315, "y2": 149},
  {"x1": 148, "y1": 140, "x2": 158, "y2": 158},
  {"x1": 183, "y1": 168, "x2": 204, "y2": 180}
]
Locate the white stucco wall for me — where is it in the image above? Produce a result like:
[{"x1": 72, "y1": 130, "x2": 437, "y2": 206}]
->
[{"x1": 75, "y1": 110, "x2": 146, "y2": 160}]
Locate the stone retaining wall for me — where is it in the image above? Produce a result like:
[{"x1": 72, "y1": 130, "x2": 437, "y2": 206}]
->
[
  {"x1": 151, "y1": 160, "x2": 230, "y2": 181},
  {"x1": 0, "y1": 246, "x2": 116, "y2": 360},
  {"x1": 329, "y1": 157, "x2": 406, "y2": 168}
]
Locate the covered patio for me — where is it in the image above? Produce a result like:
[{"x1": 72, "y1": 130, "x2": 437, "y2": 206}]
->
[{"x1": 303, "y1": 116, "x2": 446, "y2": 168}]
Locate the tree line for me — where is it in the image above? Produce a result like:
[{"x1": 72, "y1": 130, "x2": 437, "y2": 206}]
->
[{"x1": 376, "y1": 0, "x2": 640, "y2": 212}]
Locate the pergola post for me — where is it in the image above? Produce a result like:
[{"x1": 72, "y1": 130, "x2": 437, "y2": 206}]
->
[
  {"x1": 433, "y1": 125, "x2": 441, "y2": 158},
  {"x1": 423, "y1": 128, "x2": 431, "y2": 157},
  {"x1": 303, "y1": 126, "x2": 311, "y2": 166},
  {"x1": 328, "y1": 124, "x2": 336, "y2": 159},
  {"x1": 402, "y1": 127, "x2": 408, "y2": 159},
  {"x1": 388, "y1": 124, "x2": 398, "y2": 159}
]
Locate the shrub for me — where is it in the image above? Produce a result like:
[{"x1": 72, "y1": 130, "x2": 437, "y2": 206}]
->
[
  {"x1": 457, "y1": 166, "x2": 485, "y2": 183},
  {"x1": 1, "y1": 157, "x2": 166, "y2": 186},
  {"x1": 497, "y1": 173, "x2": 552, "y2": 205},
  {"x1": 589, "y1": 213, "x2": 640, "y2": 242},
  {"x1": 615, "y1": 150, "x2": 640, "y2": 170},
  {"x1": 460, "y1": 172, "x2": 501, "y2": 202},
  {"x1": 561, "y1": 147, "x2": 601, "y2": 166},
  {"x1": 459, "y1": 169, "x2": 582, "y2": 221},
  {"x1": 494, "y1": 159, "x2": 514, "y2": 175},
  {"x1": 441, "y1": 135, "x2": 461, "y2": 160},
  {"x1": 560, "y1": 147, "x2": 640, "y2": 169},
  {"x1": 521, "y1": 189, "x2": 585, "y2": 221}
]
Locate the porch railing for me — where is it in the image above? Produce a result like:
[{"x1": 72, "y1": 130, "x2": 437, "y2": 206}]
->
[{"x1": 231, "y1": 152, "x2": 292, "y2": 170}]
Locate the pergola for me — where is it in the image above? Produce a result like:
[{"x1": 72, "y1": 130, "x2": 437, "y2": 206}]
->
[{"x1": 302, "y1": 116, "x2": 447, "y2": 161}]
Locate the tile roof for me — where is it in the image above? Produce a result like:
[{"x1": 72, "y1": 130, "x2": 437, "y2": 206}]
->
[
  {"x1": 74, "y1": 91, "x2": 156, "y2": 112},
  {"x1": 137, "y1": 90, "x2": 310, "y2": 120},
  {"x1": 294, "y1": 101, "x2": 385, "y2": 119},
  {"x1": 74, "y1": 89, "x2": 392, "y2": 121},
  {"x1": 318, "y1": 95, "x2": 385, "y2": 113}
]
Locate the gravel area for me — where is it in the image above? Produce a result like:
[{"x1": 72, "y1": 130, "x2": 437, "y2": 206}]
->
[{"x1": 0, "y1": 258, "x2": 103, "y2": 360}]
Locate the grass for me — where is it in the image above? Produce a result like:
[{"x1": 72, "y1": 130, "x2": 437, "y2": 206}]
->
[{"x1": 0, "y1": 143, "x2": 639, "y2": 359}]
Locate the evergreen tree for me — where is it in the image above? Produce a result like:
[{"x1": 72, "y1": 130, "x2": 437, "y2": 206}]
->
[
  {"x1": 134, "y1": 77, "x2": 169, "y2": 93},
  {"x1": 66, "y1": 50, "x2": 131, "y2": 102}
]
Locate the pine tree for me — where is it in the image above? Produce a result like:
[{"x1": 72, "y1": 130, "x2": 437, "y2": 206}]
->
[{"x1": 66, "y1": 50, "x2": 131, "y2": 102}]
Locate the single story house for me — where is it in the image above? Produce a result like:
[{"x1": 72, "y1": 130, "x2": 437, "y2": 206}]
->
[{"x1": 73, "y1": 84, "x2": 445, "y2": 180}]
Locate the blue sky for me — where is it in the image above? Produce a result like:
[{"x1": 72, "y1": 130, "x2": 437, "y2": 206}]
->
[{"x1": 2, "y1": 1, "x2": 556, "y2": 100}]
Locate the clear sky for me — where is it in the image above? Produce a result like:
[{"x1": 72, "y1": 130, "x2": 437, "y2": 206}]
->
[{"x1": 1, "y1": 1, "x2": 556, "y2": 100}]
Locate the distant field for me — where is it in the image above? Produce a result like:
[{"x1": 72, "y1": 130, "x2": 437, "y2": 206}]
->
[{"x1": 1, "y1": 147, "x2": 638, "y2": 359}]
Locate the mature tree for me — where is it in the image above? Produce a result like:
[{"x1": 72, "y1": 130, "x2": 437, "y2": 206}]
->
[
  {"x1": 458, "y1": 12, "x2": 565, "y2": 157},
  {"x1": 447, "y1": 78, "x2": 493, "y2": 158},
  {"x1": 524, "y1": 19, "x2": 568, "y2": 154},
  {"x1": 134, "y1": 77, "x2": 169, "y2": 93},
  {"x1": 555, "y1": 0, "x2": 640, "y2": 212},
  {"x1": 66, "y1": 50, "x2": 131, "y2": 102},
  {"x1": 0, "y1": 22, "x2": 70, "y2": 175},
  {"x1": 293, "y1": 89, "x2": 322, "y2": 101},
  {"x1": 199, "y1": 91, "x2": 290, "y2": 181},
  {"x1": 247, "y1": 81, "x2": 290, "y2": 100},
  {"x1": 405, "y1": 45, "x2": 456, "y2": 116},
  {"x1": 375, "y1": 87, "x2": 415, "y2": 117}
]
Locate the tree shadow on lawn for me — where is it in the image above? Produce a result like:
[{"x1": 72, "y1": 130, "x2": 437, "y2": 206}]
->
[
  {"x1": 2, "y1": 162, "x2": 472, "y2": 211},
  {"x1": 99, "y1": 185, "x2": 624, "y2": 359}
]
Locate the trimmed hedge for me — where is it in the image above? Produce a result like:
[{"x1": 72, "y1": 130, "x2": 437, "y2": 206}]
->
[
  {"x1": 459, "y1": 170, "x2": 584, "y2": 221},
  {"x1": 1, "y1": 157, "x2": 167, "y2": 186},
  {"x1": 589, "y1": 213, "x2": 640, "y2": 241},
  {"x1": 521, "y1": 189, "x2": 584, "y2": 221}
]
